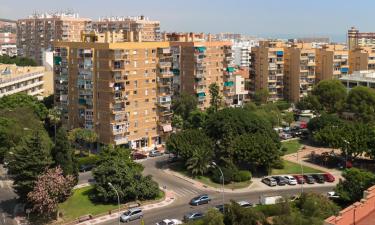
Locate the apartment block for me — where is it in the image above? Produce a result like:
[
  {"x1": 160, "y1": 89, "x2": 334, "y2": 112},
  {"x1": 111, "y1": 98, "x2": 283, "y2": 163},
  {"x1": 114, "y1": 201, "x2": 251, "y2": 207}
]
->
[
  {"x1": 316, "y1": 44, "x2": 349, "y2": 82},
  {"x1": 349, "y1": 47, "x2": 375, "y2": 73},
  {"x1": 348, "y1": 26, "x2": 375, "y2": 50},
  {"x1": 340, "y1": 70, "x2": 375, "y2": 91},
  {"x1": 53, "y1": 33, "x2": 173, "y2": 149},
  {"x1": 92, "y1": 16, "x2": 160, "y2": 42},
  {"x1": 284, "y1": 43, "x2": 316, "y2": 103},
  {"x1": 251, "y1": 40, "x2": 285, "y2": 101},
  {"x1": 0, "y1": 64, "x2": 53, "y2": 98},
  {"x1": 232, "y1": 40, "x2": 257, "y2": 68},
  {"x1": 169, "y1": 34, "x2": 233, "y2": 109},
  {"x1": 17, "y1": 12, "x2": 91, "y2": 65},
  {"x1": 0, "y1": 19, "x2": 16, "y2": 45}
]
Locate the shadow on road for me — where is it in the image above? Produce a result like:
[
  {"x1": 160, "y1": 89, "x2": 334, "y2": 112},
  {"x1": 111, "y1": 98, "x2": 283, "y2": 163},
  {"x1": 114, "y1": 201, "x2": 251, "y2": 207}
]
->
[{"x1": 0, "y1": 197, "x2": 18, "y2": 216}]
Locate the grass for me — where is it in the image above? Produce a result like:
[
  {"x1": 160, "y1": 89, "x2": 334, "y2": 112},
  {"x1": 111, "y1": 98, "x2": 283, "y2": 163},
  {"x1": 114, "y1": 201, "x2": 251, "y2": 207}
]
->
[
  {"x1": 59, "y1": 186, "x2": 165, "y2": 222},
  {"x1": 271, "y1": 160, "x2": 323, "y2": 175},
  {"x1": 282, "y1": 139, "x2": 302, "y2": 155}
]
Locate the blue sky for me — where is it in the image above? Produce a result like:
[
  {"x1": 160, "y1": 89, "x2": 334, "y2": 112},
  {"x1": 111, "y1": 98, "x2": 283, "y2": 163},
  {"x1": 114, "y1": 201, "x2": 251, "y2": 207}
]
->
[{"x1": 1, "y1": 0, "x2": 374, "y2": 41}]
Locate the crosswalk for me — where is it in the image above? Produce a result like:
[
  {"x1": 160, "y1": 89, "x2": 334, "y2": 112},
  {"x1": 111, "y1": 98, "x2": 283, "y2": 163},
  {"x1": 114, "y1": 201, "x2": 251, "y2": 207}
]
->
[
  {"x1": 0, "y1": 180, "x2": 12, "y2": 189},
  {"x1": 172, "y1": 187, "x2": 200, "y2": 197}
]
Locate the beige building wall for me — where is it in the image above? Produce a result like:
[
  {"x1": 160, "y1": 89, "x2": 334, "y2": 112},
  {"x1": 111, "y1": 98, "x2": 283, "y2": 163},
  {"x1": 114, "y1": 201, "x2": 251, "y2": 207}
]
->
[
  {"x1": 316, "y1": 44, "x2": 349, "y2": 82},
  {"x1": 349, "y1": 47, "x2": 375, "y2": 73}
]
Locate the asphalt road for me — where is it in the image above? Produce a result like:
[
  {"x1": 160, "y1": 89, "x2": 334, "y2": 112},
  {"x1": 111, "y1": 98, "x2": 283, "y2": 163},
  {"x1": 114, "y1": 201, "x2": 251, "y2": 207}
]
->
[
  {"x1": 78, "y1": 156, "x2": 336, "y2": 225},
  {"x1": 0, "y1": 165, "x2": 17, "y2": 225}
]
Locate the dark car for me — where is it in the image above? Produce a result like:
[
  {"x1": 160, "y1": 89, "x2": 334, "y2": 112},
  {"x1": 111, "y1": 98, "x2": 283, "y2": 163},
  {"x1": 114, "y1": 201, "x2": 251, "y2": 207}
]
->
[
  {"x1": 79, "y1": 164, "x2": 94, "y2": 172},
  {"x1": 293, "y1": 175, "x2": 305, "y2": 184},
  {"x1": 149, "y1": 150, "x2": 163, "y2": 157},
  {"x1": 312, "y1": 174, "x2": 325, "y2": 183},
  {"x1": 131, "y1": 152, "x2": 147, "y2": 160},
  {"x1": 304, "y1": 175, "x2": 315, "y2": 184},
  {"x1": 183, "y1": 212, "x2": 204, "y2": 222},
  {"x1": 272, "y1": 176, "x2": 287, "y2": 186},
  {"x1": 190, "y1": 194, "x2": 211, "y2": 206},
  {"x1": 324, "y1": 173, "x2": 335, "y2": 183}
]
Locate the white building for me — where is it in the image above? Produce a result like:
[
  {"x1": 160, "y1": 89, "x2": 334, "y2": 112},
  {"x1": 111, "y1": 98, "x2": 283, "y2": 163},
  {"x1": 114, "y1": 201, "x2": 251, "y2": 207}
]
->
[
  {"x1": 0, "y1": 44, "x2": 17, "y2": 57},
  {"x1": 340, "y1": 70, "x2": 375, "y2": 90},
  {"x1": 232, "y1": 40, "x2": 258, "y2": 67}
]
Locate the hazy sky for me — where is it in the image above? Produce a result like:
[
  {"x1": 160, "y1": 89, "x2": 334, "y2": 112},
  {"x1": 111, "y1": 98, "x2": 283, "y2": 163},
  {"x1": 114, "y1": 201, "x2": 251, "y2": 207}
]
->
[{"x1": 1, "y1": 0, "x2": 374, "y2": 41}]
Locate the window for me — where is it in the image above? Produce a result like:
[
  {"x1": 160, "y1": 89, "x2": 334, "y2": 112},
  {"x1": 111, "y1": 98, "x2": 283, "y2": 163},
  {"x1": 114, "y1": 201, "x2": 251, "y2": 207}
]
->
[
  {"x1": 145, "y1": 99, "x2": 149, "y2": 102},
  {"x1": 134, "y1": 61, "x2": 137, "y2": 67},
  {"x1": 133, "y1": 90, "x2": 137, "y2": 95},
  {"x1": 134, "y1": 101, "x2": 138, "y2": 107},
  {"x1": 144, "y1": 70, "x2": 149, "y2": 76},
  {"x1": 145, "y1": 110, "x2": 148, "y2": 115},
  {"x1": 145, "y1": 89, "x2": 148, "y2": 96},
  {"x1": 145, "y1": 60, "x2": 149, "y2": 64},
  {"x1": 134, "y1": 121, "x2": 138, "y2": 127},
  {"x1": 133, "y1": 50, "x2": 137, "y2": 55},
  {"x1": 133, "y1": 111, "x2": 138, "y2": 115},
  {"x1": 134, "y1": 81, "x2": 138, "y2": 88},
  {"x1": 145, "y1": 79, "x2": 149, "y2": 84}
]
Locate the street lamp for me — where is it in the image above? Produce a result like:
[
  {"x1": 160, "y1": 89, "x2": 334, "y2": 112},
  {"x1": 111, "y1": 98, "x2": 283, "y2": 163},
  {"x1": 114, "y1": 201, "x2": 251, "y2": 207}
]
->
[
  {"x1": 211, "y1": 161, "x2": 225, "y2": 213},
  {"x1": 108, "y1": 182, "x2": 120, "y2": 225},
  {"x1": 297, "y1": 149, "x2": 304, "y2": 194},
  {"x1": 343, "y1": 139, "x2": 350, "y2": 169}
]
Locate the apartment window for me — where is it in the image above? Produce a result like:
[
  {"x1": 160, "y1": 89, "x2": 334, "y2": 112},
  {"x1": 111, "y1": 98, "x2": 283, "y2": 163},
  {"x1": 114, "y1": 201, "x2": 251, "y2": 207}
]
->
[
  {"x1": 134, "y1": 121, "x2": 138, "y2": 127},
  {"x1": 125, "y1": 61, "x2": 130, "y2": 65},
  {"x1": 145, "y1": 89, "x2": 148, "y2": 96},
  {"x1": 145, "y1": 79, "x2": 150, "y2": 84},
  {"x1": 144, "y1": 70, "x2": 149, "y2": 76},
  {"x1": 134, "y1": 111, "x2": 138, "y2": 115},
  {"x1": 145, "y1": 49, "x2": 149, "y2": 57},
  {"x1": 133, "y1": 50, "x2": 137, "y2": 55},
  {"x1": 145, "y1": 99, "x2": 149, "y2": 102},
  {"x1": 134, "y1": 80, "x2": 138, "y2": 88},
  {"x1": 126, "y1": 102, "x2": 130, "y2": 105},
  {"x1": 134, "y1": 61, "x2": 137, "y2": 67},
  {"x1": 145, "y1": 60, "x2": 149, "y2": 64},
  {"x1": 145, "y1": 110, "x2": 148, "y2": 115},
  {"x1": 152, "y1": 49, "x2": 156, "y2": 55},
  {"x1": 126, "y1": 81, "x2": 130, "y2": 85},
  {"x1": 132, "y1": 71, "x2": 137, "y2": 75},
  {"x1": 133, "y1": 90, "x2": 137, "y2": 95}
]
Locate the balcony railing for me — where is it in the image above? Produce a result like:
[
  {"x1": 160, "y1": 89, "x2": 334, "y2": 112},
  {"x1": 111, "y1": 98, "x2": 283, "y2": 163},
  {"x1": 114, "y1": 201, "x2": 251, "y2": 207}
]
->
[{"x1": 158, "y1": 62, "x2": 172, "y2": 68}]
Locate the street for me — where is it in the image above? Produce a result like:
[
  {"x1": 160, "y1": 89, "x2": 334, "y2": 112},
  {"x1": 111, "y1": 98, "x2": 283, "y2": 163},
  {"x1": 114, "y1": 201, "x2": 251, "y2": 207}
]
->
[
  {"x1": 0, "y1": 165, "x2": 17, "y2": 225},
  {"x1": 79, "y1": 155, "x2": 336, "y2": 225}
]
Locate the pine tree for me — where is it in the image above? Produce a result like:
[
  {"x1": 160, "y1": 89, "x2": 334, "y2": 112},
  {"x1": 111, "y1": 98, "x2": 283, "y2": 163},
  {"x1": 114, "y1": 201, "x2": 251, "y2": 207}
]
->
[
  {"x1": 7, "y1": 132, "x2": 53, "y2": 201},
  {"x1": 52, "y1": 127, "x2": 78, "y2": 178}
]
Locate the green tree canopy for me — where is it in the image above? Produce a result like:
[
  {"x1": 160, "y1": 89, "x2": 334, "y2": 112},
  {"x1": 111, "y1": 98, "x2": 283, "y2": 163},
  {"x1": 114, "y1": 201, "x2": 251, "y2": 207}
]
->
[
  {"x1": 253, "y1": 89, "x2": 269, "y2": 105},
  {"x1": 307, "y1": 113, "x2": 343, "y2": 134},
  {"x1": 7, "y1": 132, "x2": 53, "y2": 201},
  {"x1": 186, "y1": 109, "x2": 208, "y2": 129},
  {"x1": 224, "y1": 201, "x2": 267, "y2": 225},
  {"x1": 0, "y1": 93, "x2": 48, "y2": 119},
  {"x1": 0, "y1": 55, "x2": 37, "y2": 66},
  {"x1": 209, "y1": 83, "x2": 223, "y2": 113},
  {"x1": 345, "y1": 86, "x2": 375, "y2": 123},
  {"x1": 171, "y1": 92, "x2": 198, "y2": 119},
  {"x1": 311, "y1": 79, "x2": 347, "y2": 113},
  {"x1": 296, "y1": 95, "x2": 322, "y2": 112}
]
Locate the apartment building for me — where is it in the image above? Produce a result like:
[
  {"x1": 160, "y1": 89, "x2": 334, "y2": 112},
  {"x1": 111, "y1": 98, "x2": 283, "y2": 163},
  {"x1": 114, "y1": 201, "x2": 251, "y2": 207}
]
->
[
  {"x1": 169, "y1": 33, "x2": 234, "y2": 109},
  {"x1": 0, "y1": 19, "x2": 16, "y2": 44},
  {"x1": 348, "y1": 26, "x2": 375, "y2": 50},
  {"x1": 0, "y1": 64, "x2": 53, "y2": 98},
  {"x1": 284, "y1": 43, "x2": 316, "y2": 103},
  {"x1": 251, "y1": 40, "x2": 285, "y2": 101},
  {"x1": 17, "y1": 12, "x2": 91, "y2": 65},
  {"x1": 315, "y1": 44, "x2": 349, "y2": 82},
  {"x1": 92, "y1": 16, "x2": 160, "y2": 42},
  {"x1": 349, "y1": 47, "x2": 375, "y2": 73},
  {"x1": 53, "y1": 32, "x2": 173, "y2": 149},
  {"x1": 232, "y1": 40, "x2": 257, "y2": 68},
  {"x1": 340, "y1": 70, "x2": 375, "y2": 91}
]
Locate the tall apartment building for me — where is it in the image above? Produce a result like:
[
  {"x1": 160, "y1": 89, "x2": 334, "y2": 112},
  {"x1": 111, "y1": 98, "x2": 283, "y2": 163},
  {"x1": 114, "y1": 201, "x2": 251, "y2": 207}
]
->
[
  {"x1": 53, "y1": 32, "x2": 173, "y2": 149},
  {"x1": 17, "y1": 12, "x2": 91, "y2": 65},
  {"x1": 349, "y1": 47, "x2": 375, "y2": 73},
  {"x1": 92, "y1": 16, "x2": 160, "y2": 42},
  {"x1": 250, "y1": 40, "x2": 285, "y2": 101},
  {"x1": 169, "y1": 33, "x2": 234, "y2": 109},
  {"x1": 316, "y1": 44, "x2": 349, "y2": 82},
  {"x1": 0, "y1": 19, "x2": 16, "y2": 45},
  {"x1": 232, "y1": 40, "x2": 257, "y2": 68},
  {"x1": 0, "y1": 64, "x2": 53, "y2": 98},
  {"x1": 348, "y1": 27, "x2": 375, "y2": 50},
  {"x1": 284, "y1": 43, "x2": 316, "y2": 103}
]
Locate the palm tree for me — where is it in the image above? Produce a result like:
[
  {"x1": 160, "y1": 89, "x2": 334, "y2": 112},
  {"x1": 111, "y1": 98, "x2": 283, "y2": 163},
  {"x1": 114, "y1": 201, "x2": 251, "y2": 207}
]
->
[{"x1": 186, "y1": 147, "x2": 212, "y2": 176}]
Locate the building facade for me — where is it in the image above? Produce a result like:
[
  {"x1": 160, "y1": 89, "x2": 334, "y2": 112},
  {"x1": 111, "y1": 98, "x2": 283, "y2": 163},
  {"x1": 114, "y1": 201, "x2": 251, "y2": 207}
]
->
[
  {"x1": 232, "y1": 40, "x2": 257, "y2": 68},
  {"x1": 284, "y1": 43, "x2": 316, "y2": 103},
  {"x1": 54, "y1": 35, "x2": 173, "y2": 149},
  {"x1": 348, "y1": 26, "x2": 375, "y2": 50},
  {"x1": 0, "y1": 19, "x2": 17, "y2": 57},
  {"x1": 251, "y1": 40, "x2": 285, "y2": 101},
  {"x1": 0, "y1": 64, "x2": 53, "y2": 98},
  {"x1": 340, "y1": 70, "x2": 375, "y2": 91},
  {"x1": 92, "y1": 16, "x2": 160, "y2": 42},
  {"x1": 316, "y1": 44, "x2": 349, "y2": 82},
  {"x1": 349, "y1": 47, "x2": 375, "y2": 73},
  {"x1": 17, "y1": 12, "x2": 91, "y2": 65}
]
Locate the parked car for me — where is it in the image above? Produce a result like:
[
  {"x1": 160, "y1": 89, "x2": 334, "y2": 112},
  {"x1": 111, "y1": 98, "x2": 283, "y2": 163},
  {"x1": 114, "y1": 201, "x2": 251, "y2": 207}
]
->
[
  {"x1": 214, "y1": 204, "x2": 224, "y2": 213},
  {"x1": 284, "y1": 175, "x2": 297, "y2": 185},
  {"x1": 237, "y1": 201, "x2": 253, "y2": 208},
  {"x1": 149, "y1": 150, "x2": 163, "y2": 157},
  {"x1": 272, "y1": 176, "x2": 287, "y2": 186},
  {"x1": 260, "y1": 196, "x2": 284, "y2": 205},
  {"x1": 324, "y1": 173, "x2": 335, "y2": 183},
  {"x1": 280, "y1": 133, "x2": 292, "y2": 140},
  {"x1": 120, "y1": 208, "x2": 143, "y2": 222},
  {"x1": 190, "y1": 194, "x2": 211, "y2": 206},
  {"x1": 304, "y1": 175, "x2": 315, "y2": 184},
  {"x1": 156, "y1": 219, "x2": 183, "y2": 225},
  {"x1": 293, "y1": 175, "x2": 305, "y2": 184},
  {"x1": 79, "y1": 164, "x2": 94, "y2": 172},
  {"x1": 132, "y1": 152, "x2": 147, "y2": 160},
  {"x1": 312, "y1": 174, "x2": 325, "y2": 183},
  {"x1": 261, "y1": 177, "x2": 277, "y2": 187},
  {"x1": 327, "y1": 191, "x2": 340, "y2": 199},
  {"x1": 183, "y1": 212, "x2": 204, "y2": 222}
]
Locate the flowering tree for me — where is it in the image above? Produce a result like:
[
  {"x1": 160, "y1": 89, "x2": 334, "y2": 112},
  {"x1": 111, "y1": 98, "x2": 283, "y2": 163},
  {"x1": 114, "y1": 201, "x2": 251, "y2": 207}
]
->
[{"x1": 27, "y1": 166, "x2": 75, "y2": 215}]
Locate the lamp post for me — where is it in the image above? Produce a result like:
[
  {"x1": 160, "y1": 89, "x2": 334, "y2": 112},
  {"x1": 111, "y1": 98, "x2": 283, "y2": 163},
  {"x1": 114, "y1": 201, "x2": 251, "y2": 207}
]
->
[
  {"x1": 211, "y1": 162, "x2": 225, "y2": 212},
  {"x1": 343, "y1": 139, "x2": 350, "y2": 169},
  {"x1": 297, "y1": 149, "x2": 304, "y2": 194},
  {"x1": 108, "y1": 182, "x2": 120, "y2": 225}
]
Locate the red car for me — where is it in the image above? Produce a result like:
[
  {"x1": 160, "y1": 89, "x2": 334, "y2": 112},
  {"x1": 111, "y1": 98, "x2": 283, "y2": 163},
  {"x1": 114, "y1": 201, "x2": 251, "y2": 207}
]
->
[
  {"x1": 293, "y1": 175, "x2": 305, "y2": 184},
  {"x1": 323, "y1": 173, "x2": 335, "y2": 182},
  {"x1": 131, "y1": 152, "x2": 147, "y2": 160}
]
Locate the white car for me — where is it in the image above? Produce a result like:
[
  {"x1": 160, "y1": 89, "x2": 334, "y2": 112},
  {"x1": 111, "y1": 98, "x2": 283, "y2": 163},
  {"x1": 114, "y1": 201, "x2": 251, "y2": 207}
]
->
[
  {"x1": 236, "y1": 200, "x2": 253, "y2": 208},
  {"x1": 327, "y1": 191, "x2": 340, "y2": 199},
  {"x1": 156, "y1": 219, "x2": 183, "y2": 225},
  {"x1": 284, "y1": 175, "x2": 297, "y2": 185}
]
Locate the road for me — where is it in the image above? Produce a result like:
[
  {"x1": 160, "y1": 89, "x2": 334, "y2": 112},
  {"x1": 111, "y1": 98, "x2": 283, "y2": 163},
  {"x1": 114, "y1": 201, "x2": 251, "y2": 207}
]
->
[
  {"x1": 0, "y1": 165, "x2": 17, "y2": 225},
  {"x1": 79, "y1": 155, "x2": 336, "y2": 225}
]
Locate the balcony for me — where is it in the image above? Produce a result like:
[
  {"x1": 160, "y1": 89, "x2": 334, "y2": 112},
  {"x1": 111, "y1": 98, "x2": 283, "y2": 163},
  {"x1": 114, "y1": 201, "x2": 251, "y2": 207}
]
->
[
  {"x1": 158, "y1": 70, "x2": 173, "y2": 78},
  {"x1": 158, "y1": 62, "x2": 172, "y2": 68},
  {"x1": 114, "y1": 136, "x2": 128, "y2": 145}
]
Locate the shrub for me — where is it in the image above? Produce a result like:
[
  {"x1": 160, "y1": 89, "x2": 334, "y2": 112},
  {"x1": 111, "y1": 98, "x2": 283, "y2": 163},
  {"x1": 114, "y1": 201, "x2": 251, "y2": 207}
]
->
[
  {"x1": 77, "y1": 155, "x2": 99, "y2": 167},
  {"x1": 233, "y1": 170, "x2": 252, "y2": 182}
]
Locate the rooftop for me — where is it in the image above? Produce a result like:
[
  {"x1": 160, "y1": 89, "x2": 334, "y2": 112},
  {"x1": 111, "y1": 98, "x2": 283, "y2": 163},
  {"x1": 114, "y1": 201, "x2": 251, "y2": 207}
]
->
[
  {"x1": 340, "y1": 70, "x2": 375, "y2": 82},
  {"x1": 0, "y1": 64, "x2": 44, "y2": 84}
]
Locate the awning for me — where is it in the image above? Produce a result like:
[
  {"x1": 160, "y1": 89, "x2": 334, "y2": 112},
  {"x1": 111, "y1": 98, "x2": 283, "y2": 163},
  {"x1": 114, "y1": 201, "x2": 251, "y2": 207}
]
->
[
  {"x1": 227, "y1": 67, "x2": 235, "y2": 72},
  {"x1": 195, "y1": 46, "x2": 207, "y2": 53},
  {"x1": 197, "y1": 92, "x2": 206, "y2": 97},
  {"x1": 224, "y1": 81, "x2": 234, "y2": 87},
  {"x1": 276, "y1": 51, "x2": 284, "y2": 56},
  {"x1": 172, "y1": 69, "x2": 180, "y2": 75},
  {"x1": 54, "y1": 56, "x2": 62, "y2": 65},
  {"x1": 341, "y1": 67, "x2": 349, "y2": 73},
  {"x1": 163, "y1": 124, "x2": 173, "y2": 132}
]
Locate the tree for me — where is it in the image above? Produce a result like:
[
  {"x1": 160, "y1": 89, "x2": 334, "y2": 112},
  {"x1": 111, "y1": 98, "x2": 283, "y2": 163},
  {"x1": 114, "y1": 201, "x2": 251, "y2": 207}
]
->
[
  {"x1": 224, "y1": 201, "x2": 267, "y2": 225},
  {"x1": 282, "y1": 112, "x2": 294, "y2": 126},
  {"x1": 296, "y1": 95, "x2": 322, "y2": 112},
  {"x1": 27, "y1": 167, "x2": 75, "y2": 216},
  {"x1": 296, "y1": 193, "x2": 339, "y2": 220},
  {"x1": 0, "y1": 55, "x2": 37, "y2": 66},
  {"x1": 307, "y1": 113, "x2": 343, "y2": 134},
  {"x1": 172, "y1": 92, "x2": 198, "y2": 120},
  {"x1": 171, "y1": 114, "x2": 184, "y2": 130},
  {"x1": 253, "y1": 88, "x2": 269, "y2": 105},
  {"x1": 201, "y1": 208, "x2": 224, "y2": 225},
  {"x1": 0, "y1": 93, "x2": 48, "y2": 119},
  {"x1": 186, "y1": 145, "x2": 213, "y2": 176},
  {"x1": 209, "y1": 83, "x2": 222, "y2": 112},
  {"x1": 311, "y1": 79, "x2": 347, "y2": 113},
  {"x1": 186, "y1": 109, "x2": 208, "y2": 129},
  {"x1": 42, "y1": 94, "x2": 55, "y2": 109},
  {"x1": 7, "y1": 132, "x2": 53, "y2": 201},
  {"x1": 335, "y1": 168, "x2": 375, "y2": 203},
  {"x1": 92, "y1": 145, "x2": 159, "y2": 203},
  {"x1": 68, "y1": 128, "x2": 97, "y2": 154},
  {"x1": 345, "y1": 86, "x2": 375, "y2": 123},
  {"x1": 52, "y1": 127, "x2": 78, "y2": 178}
]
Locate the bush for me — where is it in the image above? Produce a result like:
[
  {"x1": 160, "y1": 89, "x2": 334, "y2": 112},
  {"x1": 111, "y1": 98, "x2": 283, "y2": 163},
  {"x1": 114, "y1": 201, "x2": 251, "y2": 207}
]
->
[
  {"x1": 77, "y1": 155, "x2": 99, "y2": 167},
  {"x1": 233, "y1": 170, "x2": 252, "y2": 182},
  {"x1": 211, "y1": 167, "x2": 237, "y2": 184},
  {"x1": 272, "y1": 159, "x2": 285, "y2": 169}
]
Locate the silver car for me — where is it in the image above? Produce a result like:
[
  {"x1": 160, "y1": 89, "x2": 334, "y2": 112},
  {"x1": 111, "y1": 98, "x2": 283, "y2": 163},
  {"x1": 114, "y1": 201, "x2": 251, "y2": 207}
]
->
[{"x1": 120, "y1": 208, "x2": 143, "y2": 222}]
